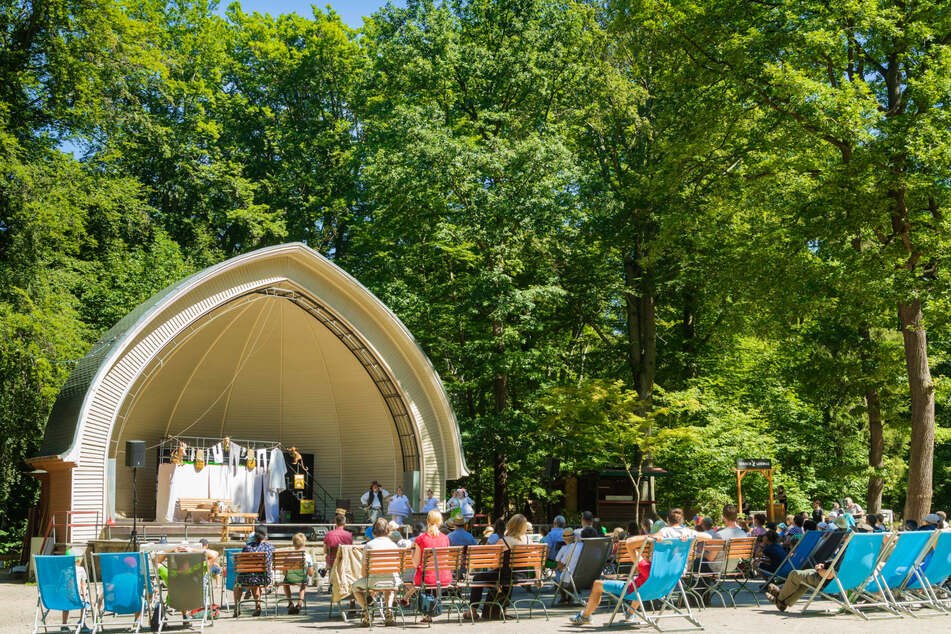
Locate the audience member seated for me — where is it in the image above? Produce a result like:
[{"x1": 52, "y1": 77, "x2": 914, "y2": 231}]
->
[
  {"x1": 447, "y1": 515, "x2": 477, "y2": 546},
  {"x1": 574, "y1": 511, "x2": 595, "y2": 538},
  {"x1": 554, "y1": 527, "x2": 592, "y2": 604},
  {"x1": 352, "y1": 518, "x2": 401, "y2": 626},
  {"x1": 758, "y1": 530, "x2": 786, "y2": 574},
  {"x1": 466, "y1": 514, "x2": 530, "y2": 621},
  {"x1": 544, "y1": 515, "x2": 568, "y2": 561},
  {"x1": 657, "y1": 508, "x2": 707, "y2": 540},
  {"x1": 486, "y1": 518, "x2": 506, "y2": 545},
  {"x1": 569, "y1": 534, "x2": 650, "y2": 626},
  {"x1": 783, "y1": 513, "x2": 806, "y2": 547},
  {"x1": 764, "y1": 534, "x2": 847, "y2": 611},
  {"x1": 281, "y1": 532, "x2": 314, "y2": 614},
  {"x1": 750, "y1": 513, "x2": 767, "y2": 538},
  {"x1": 235, "y1": 526, "x2": 275, "y2": 617},
  {"x1": 700, "y1": 517, "x2": 717, "y2": 538},
  {"x1": 715, "y1": 504, "x2": 747, "y2": 540},
  {"x1": 404, "y1": 509, "x2": 451, "y2": 623}
]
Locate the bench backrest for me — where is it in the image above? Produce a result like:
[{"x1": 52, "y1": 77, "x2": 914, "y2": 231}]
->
[
  {"x1": 165, "y1": 552, "x2": 206, "y2": 613},
  {"x1": 272, "y1": 550, "x2": 307, "y2": 573}
]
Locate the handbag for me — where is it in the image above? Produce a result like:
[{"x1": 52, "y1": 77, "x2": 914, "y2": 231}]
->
[{"x1": 417, "y1": 591, "x2": 443, "y2": 617}]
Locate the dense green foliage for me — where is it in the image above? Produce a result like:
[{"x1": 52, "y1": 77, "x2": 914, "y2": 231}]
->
[{"x1": 1, "y1": 0, "x2": 950, "y2": 542}]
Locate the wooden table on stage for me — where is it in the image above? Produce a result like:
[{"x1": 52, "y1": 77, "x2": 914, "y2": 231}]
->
[{"x1": 214, "y1": 512, "x2": 260, "y2": 541}]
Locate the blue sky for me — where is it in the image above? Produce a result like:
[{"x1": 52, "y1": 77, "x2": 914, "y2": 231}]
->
[{"x1": 215, "y1": 1, "x2": 402, "y2": 27}]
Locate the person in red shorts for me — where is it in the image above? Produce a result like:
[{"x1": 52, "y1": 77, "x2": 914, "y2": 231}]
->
[{"x1": 569, "y1": 535, "x2": 652, "y2": 626}]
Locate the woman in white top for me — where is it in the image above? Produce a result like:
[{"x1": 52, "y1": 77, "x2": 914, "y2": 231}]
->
[
  {"x1": 387, "y1": 486, "x2": 414, "y2": 525},
  {"x1": 447, "y1": 488, "x2": 475, "y2": 521}
]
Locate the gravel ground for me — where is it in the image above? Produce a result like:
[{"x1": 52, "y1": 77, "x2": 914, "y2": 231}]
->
[{"x1": 3, "y1": 574, "x2": 951, "y2": 633}]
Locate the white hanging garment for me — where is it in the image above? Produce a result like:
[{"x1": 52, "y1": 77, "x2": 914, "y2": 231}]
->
[
  {"x1": 255, "y1": 448, "x2": 268, "y2": 470},
  {"x1": 211, "y1": 442, "x2": 224, "y2": 464},
  {"x1": 264, "y1": 448, "x2": 288, "y2": 523}
]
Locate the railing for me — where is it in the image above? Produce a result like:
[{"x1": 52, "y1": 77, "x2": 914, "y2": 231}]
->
[
  {"x1": 52, "y1": 510, "x2": 102, "y2": 544},
  {"x1": 312, "y1": 479, "x2": 338, "y2": 522}
]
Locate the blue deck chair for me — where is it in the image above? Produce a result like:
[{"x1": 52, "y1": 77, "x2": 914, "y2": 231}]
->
[
  {"x1": 220, "y1": 547, "x2": 243, "y2": 609},
  {"x1": 801, "y1": 532, "x2": 896, "y2": 619},
  {"x1": 32, "y1": 555, "x2": 91, "y2": 634},
  {"x1": 900, "y1": 530, "x2": 951, "y2": 614},
  {"x1": 605, "y1": 538, "x2": 702, "y2": 631},
  {"x1": 759, "y1": 529, "x2": 825, "y2": 584},
  {"x1": 94, "y1": 552, "x2": 151, "y2": 632},
  {"x1": 868, "y1": 530, "x2": 937, "y2": 617}
]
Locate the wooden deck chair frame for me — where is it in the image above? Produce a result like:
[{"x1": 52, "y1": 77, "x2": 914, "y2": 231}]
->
[
  {"x1": 460, "y1": 544, "x2": 506, "y2": 623},
  {"x1": 272, "y1": 550, "x2": 310, "y2": 616},
  {"x1": 359, "y1": 547, "x2": 410, "y2": 628},
  {"x1": 157, "y1": 551, "x2": 214, "y2": 633},
  {"x1": 32, "y1": 554, "x2": 94, "y2": 634},
  {"x1": 549, "y1": 537, "x2": 614, "y2": 607},
  {"x1": 91, "y1": 551, "x2": 151, "y2": 633},
  {"x1": 605, "y1": 538, "x2": 703, "y2": 632},
  {"x1": 800, "y1": 532, "x2": 899, "y2": 620},
  {"x1": 414, "y1": 546, "x2": 464, "y2": 626},
  {"x1": 505, "y1": 544, "x2": 549, "y2": 621},
  {"x1": 232, "y1": 551, "x2": 274, "y2": 619}
]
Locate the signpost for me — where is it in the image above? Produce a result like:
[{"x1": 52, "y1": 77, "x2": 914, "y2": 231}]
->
[{"x1": 734, "y1": 458, "x2": 778, "y2": 521}]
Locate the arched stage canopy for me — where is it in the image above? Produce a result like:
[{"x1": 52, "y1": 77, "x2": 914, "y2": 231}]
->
[{"x1": 28, "y1": 243, "x2": 467, "y2": 541}]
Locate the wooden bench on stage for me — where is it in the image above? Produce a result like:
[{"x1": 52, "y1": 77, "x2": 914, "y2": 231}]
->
[{"x1": 176, "y1": 498, "x2": 232, "y2": 522}]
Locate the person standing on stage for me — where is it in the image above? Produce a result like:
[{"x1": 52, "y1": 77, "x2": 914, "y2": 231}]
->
[
  {"x1": 447, "y1": 488, "x2": 475, "y2": 523},
  {"x1": 361, "y1": 480, "x2": 391, "y2": 523},
  {"x1": 387, "y1": 486, "x2": 414, "y2": 525},
  {"x1": 420, "y1": 488, "x2": 441, "y2": 514}
]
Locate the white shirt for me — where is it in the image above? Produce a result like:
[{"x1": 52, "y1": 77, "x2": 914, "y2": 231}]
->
[
  {"x1": 847, "y1": 503, "x2": 864, "y2": 517},
  {"x1": 556, "y1": 542, "x2": 582, "y2": 580},
  {"x1": 363, "y1": 536, "x2": 400, "y2": 584},
  {"x1": 656, "y1": 525, "x2": 702, "y2": 540},
  {"x1": 361, "y1": 489, "x2": 390, "y2": 508}
]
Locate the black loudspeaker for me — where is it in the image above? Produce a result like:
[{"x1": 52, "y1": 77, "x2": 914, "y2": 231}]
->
[
  {"x1": 545, "y1": 457, "x2": 561, "y2": 480},
  {"x1": 125, "y1": 440, "x2": 146, "y2": 468}
]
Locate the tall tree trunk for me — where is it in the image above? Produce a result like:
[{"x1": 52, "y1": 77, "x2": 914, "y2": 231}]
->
[
  {"x1": 865, "y1": 388, "x2": 884, "y2": 515},
  {"x1": 492, "y1": 319, "x2": 509, "y2": 518},
  {"x1": 623, "y1": 252, "x2": 656, "y2": 404},
  {"x1": 899, "y1": 300, "x2": 935, "y2": 523},
  {"x1": 623, "y1": 250, "x2": 656, "y2": 508}
]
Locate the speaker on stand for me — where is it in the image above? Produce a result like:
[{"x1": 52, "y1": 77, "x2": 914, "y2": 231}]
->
[{"x1": 125, "y1": 440, "x2": 145, "y2": 549}]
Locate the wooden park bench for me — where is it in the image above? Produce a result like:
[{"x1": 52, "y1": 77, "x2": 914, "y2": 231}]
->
[{"x1": 177, "y1": 498, "x2": 232, "y2": 522}]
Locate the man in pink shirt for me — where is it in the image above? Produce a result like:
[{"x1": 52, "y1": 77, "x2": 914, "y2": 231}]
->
[{"x1": 324, "y1": 513, "x2": 354, "y2": 569}]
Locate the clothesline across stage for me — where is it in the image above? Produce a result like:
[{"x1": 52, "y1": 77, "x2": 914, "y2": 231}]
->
[{"x1": 156, "y1": 442, "x2": 289, "y2": 523}]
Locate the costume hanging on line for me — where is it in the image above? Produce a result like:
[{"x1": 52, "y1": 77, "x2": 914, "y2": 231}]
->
[{"x1": 264, "y1": 448, "x2": 288, "y2": 523}]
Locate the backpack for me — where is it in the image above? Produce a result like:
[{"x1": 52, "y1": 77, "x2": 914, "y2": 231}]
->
[{"x1": 149, "y1": 601, "x2": 166, "y2": 631}]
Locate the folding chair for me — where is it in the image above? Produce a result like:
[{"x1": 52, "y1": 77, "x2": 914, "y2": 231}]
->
[
  {"x1": 232, "y1": 551, "x2": 274, "y2": 618},
  {"x1": 801, "y1": 532, "x2": 897, "y2": 619},
  {"x1": 272, "y1": 550, "x2": 310, "y2": 615},
  {"x1": 158, "y1": 552, "x2": 214, "y2": 632},
  {"x1": 716, "y1": 537, "x2": 760, "y2": 607},
  {"x1": 415, "y1": 545, "x2": 464, "y2": 625},
  {"x1": 460, "y1": 544, "x2": 506, "y2": 622},
  {"x1": 550, "y1": 537, "x2": 614, "y2": 606},
  {"x1": 506, "y1": 543, "x2": 549, "y2": 621},
  {"x1": 32, "y1": 555, "x2": 92, "y2": 634},
  {"x1": 93, "y1": 552, "x2": 151, "y2": 633},
  {"x1": 690, "y1": 539, "x2": 725, "y2": 606},
  {"x1": 894, "y1": 531, "x2": 951, "y2": 614},
  {"x1": 359, "y1": 547, "x2": 409, "y2": 628},
  {"x1": 868, "y1": 530, "x2": 937, "y2": 617},
  {"x1": 758, "y1": 529, "x2": 824, "y2": 584},
  {"x1": 605, "y1": 538, "x2": 702, "y2": 631},
  {"x1": 219, "y1": 548, "x2": 242, "y2": 610}
]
